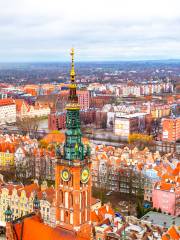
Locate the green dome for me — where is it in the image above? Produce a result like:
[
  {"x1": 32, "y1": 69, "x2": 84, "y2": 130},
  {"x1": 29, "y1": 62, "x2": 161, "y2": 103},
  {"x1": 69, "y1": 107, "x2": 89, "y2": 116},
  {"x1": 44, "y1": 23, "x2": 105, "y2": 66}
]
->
[
  {"x1": 5, "y1": 205, "x2": 13, "y2": 222},
  {"x1": 5, "y1": 205, "x2": 12, "y2": 216}
]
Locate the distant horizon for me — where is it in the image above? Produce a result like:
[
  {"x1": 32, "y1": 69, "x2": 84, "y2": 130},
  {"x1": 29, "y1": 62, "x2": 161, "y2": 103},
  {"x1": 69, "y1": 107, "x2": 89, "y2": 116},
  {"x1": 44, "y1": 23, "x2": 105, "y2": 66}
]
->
[{"x1": 1, "y1": 58, "x2": 180, "y2": 64}]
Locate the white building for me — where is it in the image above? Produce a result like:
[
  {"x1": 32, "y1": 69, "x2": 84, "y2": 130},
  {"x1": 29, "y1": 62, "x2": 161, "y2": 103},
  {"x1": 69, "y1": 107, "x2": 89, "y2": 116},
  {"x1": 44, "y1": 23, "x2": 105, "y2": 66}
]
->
[
  {"x1": 114, "y1": 112, "x2": 146, "y2": 139},
  {"x1": 0, "y1": 99, "x2": 16, "y2": 125}
]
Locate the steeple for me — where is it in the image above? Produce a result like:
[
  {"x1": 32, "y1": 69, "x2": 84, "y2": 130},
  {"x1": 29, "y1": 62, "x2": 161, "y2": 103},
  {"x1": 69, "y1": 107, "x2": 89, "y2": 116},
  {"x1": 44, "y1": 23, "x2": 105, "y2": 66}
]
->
[
  {"x1": 63, "y1": 48, "x2": 86, "y2": 161},
  {"x1": 66, "y1": 48, "x2": 80, "y2": 110},
  {"x1": 55, "y1": 49, "x2": 92, "y2": 239}
]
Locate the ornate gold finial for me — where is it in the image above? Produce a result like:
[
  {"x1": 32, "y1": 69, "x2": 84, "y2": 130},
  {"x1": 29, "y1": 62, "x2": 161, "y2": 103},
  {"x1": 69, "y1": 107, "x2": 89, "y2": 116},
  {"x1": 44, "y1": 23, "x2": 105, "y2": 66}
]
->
[
  {"x1": 66, "y1": 48, "x2": 80, "y2": 110},
  {"x1": 70, "y1": 48, "x2": 75, "y2": 82}
]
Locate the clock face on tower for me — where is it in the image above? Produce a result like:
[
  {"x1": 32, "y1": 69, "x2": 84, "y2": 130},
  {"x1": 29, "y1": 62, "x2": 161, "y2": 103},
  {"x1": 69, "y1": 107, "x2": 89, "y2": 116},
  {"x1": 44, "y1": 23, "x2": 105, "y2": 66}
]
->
[
  {"x1": 81, "y1": 167, "x2": 90, "y2": 183},
  {"x1": 61, "y1": 169, "x2": 71, "y2": 181}
]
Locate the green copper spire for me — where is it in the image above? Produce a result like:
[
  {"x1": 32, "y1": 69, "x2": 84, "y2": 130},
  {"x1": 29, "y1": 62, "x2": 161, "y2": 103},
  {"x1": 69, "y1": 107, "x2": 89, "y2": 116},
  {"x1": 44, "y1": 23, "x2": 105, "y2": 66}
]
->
[
  {"x1": 63, "y1": 49, "x2": 85, "y2": 161},
  {"x1": 33, "y1": 193, "x2": 40, "y2": 211}
]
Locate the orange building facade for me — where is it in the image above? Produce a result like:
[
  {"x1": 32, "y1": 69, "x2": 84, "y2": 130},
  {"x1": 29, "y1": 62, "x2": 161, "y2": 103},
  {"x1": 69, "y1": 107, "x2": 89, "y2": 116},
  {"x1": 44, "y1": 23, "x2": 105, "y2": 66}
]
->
[{"x1": 162, "y1": 118, "x2": 180, "y2": 142}]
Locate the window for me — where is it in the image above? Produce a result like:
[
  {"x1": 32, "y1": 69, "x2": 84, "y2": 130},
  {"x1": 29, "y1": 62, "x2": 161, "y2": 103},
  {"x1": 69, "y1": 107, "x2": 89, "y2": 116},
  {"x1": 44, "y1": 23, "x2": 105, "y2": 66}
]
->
[
  {"x1": 60, "y1": 190, "x2": 63, "y2": 204},
  {"x1": 82, "y1": 192, "x2": 86, "y2": 209},
  {"x1": 82, "y1": 211, "x2": 85, "y2": 223},
  {"x1": 69, "y1": 193, "x2": 73, "y2": 207},
  {"x1": 65, "y1": 211, "x2": 69, "y2": 224}
]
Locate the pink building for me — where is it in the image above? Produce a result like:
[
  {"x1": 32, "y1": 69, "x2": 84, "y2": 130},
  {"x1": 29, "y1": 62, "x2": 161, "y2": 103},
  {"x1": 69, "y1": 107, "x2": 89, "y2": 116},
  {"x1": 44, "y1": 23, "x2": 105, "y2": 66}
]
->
[
  {"x1": 77, "y1": 90, "x2": 90, "y2": 110},
  {"x1": 152, "y1": 181, "x2": 180, "y2": 216},
  {"x1": 59, "y1": 90, "x2": 90, "y2": 110}
]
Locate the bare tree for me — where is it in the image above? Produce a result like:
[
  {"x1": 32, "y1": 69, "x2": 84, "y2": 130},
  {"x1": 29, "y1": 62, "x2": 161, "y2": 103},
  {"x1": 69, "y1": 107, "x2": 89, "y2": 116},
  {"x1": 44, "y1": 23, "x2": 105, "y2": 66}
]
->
[{"x1": 16, "y1": 117, "x2": 39, "y2": 138}]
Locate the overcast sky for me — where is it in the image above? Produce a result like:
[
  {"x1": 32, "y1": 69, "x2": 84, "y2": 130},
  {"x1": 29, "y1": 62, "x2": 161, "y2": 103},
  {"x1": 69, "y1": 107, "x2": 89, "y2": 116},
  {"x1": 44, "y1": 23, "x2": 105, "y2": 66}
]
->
[{"x1": 0, "y1": 0, "x2": 180, "y2": 62}]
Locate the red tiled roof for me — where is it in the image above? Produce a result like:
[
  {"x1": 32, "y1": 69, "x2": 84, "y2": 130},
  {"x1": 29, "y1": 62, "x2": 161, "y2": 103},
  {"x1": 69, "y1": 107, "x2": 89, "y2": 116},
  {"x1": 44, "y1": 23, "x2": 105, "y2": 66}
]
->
[
  {"x1": 15, "y1": 99, "x2": 29, "y2": 112},
  {"x1": 37, "y1": 186, "x2": 55, "y2": 203},
  {"x1": 0, "y1": 98, "x2": 15, "y2": 106},
  {"x1": 18, "y1": 183, "x2": 40, "y2": 197},
  {"x1": 157, "y1": 182, "x2": 175, "y2": 191},
  {"x1": 161, "y1": 235, "x2": 170, "y2": 240},
  {"x1": 91, "y1": 211, "x2": 100, "y2": 223},
  {"x1": 13, "y1": 215, "x2": 82, "y2": 240},
  {"x1": 167, "y1": 225, "x2": 180, "y2": 239},
  {"x1": 0, "y1": 142, "x2": 15, "y2": 153}
]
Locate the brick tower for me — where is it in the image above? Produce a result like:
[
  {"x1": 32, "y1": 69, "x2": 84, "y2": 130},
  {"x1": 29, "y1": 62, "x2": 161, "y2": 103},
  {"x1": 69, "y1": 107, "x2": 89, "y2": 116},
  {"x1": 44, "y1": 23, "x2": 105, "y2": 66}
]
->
[{"x1": 55, "y1": 48, "x2": 92, "y2": 239}]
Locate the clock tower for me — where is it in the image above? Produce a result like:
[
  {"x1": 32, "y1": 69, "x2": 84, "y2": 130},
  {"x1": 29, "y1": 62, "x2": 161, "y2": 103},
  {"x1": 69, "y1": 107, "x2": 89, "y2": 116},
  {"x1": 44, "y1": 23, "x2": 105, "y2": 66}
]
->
[{"x1": 55, "y1": 48, "x2": 92, "y2": 239}]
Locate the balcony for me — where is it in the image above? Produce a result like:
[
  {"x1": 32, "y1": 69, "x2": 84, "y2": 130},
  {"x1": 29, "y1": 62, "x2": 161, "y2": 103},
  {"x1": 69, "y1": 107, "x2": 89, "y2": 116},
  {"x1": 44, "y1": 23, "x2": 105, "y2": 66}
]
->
[{"x1": 56, "y1": 157, "x2": 91, "y2": 166}]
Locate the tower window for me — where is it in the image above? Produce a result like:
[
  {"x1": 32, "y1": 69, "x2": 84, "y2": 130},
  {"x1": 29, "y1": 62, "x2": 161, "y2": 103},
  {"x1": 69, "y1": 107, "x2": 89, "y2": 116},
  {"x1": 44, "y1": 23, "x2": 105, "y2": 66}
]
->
[
  {"x1": 82, "y1": 211, "x2": 85, "y2": 223},
  {"x1": 69, "y1": 193, "x2": 73, "y2": 207},
  {"x1": 65, "y1": 211, "x2": 69, "y2": 224},
  {"x1": 71, "y1": 175, "x2": 73, "y2": 187},
  {"x1": 60, "y1": 190, "x2": 63, "y2": 204},
  {"x1": 82, "y1": 191, "x2": 86, "y2": 209}
]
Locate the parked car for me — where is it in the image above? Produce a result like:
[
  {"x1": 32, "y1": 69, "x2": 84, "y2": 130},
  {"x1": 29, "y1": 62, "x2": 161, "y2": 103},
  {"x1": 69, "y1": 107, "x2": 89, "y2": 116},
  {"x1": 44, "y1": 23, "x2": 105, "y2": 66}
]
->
[{"x1": 106, "y1": 191, "x2": 113, "y2": 196}]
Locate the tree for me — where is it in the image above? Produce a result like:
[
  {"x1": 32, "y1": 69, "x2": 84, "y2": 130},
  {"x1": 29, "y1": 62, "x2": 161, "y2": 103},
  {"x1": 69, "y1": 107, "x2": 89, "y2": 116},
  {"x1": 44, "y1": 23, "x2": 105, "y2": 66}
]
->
[
  {"x1": 16, "y1": 117, "x2": 39, "y2": 138},
  {"x1": 101, "y1": 118, "x2": 107, "y2": 129},
  {"x1": 15, "y1": 163, "x2": 32, "y2": 185},
  {"x1": 92, "y1": 187, "x2": 107, "y2": 204},
  {"x1": 158, "y1": 208, "x2": 162, "y2": 213},
  {"x1": 136, "y1": 200, "x2": 144, "y2": 218},
  {"x1": 39, "y1": 139, "x2": 48, "y2": 149},
  {"x1": 128, "y1": 133, "x2": 153, "y2": 150}
]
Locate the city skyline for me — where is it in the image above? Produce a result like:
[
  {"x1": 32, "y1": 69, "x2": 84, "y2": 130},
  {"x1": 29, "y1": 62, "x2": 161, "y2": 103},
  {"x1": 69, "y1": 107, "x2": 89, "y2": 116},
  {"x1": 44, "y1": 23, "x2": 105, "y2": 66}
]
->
[{"x1": 0, "y1": 0, "x2": 180, "y2": 62}]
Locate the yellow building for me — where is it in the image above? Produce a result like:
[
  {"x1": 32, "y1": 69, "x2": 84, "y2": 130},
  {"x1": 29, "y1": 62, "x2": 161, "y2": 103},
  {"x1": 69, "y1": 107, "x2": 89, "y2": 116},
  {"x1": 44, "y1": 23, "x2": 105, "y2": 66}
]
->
[
  {"x1": 0, "y1": 142, "x2": 15, "y2": 167},
  {"x1": 0, "y1": 180, "x2": 56, "y2": 226},
  {"x1": 151, "y1": 105, "x2": 170, "y2": 119},
  {"x1": 0, "y1": 151, "x2": 14, "y2": 167}
]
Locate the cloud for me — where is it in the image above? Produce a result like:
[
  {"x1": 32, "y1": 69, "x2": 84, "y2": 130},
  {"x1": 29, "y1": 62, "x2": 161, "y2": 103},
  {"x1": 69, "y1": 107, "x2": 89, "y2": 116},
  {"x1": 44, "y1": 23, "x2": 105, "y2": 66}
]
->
[{"x1": 0, "y1": 0, "x2": 180, "y2": 61}]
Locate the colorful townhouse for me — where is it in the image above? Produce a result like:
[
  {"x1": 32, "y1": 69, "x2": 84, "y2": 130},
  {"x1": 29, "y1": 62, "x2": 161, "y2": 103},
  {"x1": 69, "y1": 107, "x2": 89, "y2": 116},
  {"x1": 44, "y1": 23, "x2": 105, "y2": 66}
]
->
[
  {"x1": 0, "y1": 180, "x2": 56, "y2": 227},
  {"x1": 0, "y1": 134, "x2": 38, "y2": 169},
  {"x1": 0, "y1": 143, "x2": 15, "y2": 168},
  {"x1": 15, "y1": 98, "x2": 50, "y2": 119},
  {"x1": 152, "y1": 178, "x2": 180, "y2": 216}
]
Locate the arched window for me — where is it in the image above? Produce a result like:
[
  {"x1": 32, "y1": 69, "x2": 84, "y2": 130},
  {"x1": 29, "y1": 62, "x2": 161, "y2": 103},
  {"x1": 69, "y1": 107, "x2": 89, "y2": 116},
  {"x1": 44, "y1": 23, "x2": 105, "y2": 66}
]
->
[
  {"x1": 59, "y1": 190, "x2": 63, "y2": 204},
  {"x1": 71, "y1": 175, "x2": 73, "y2": 187},
  {"x1": 69, "y1": 193, "x2": 73, "y2": 207},
  {"x1": 82, "y1": 191, "x2": 86, "y2": 209},
  {"x1": 65, "y1": 211, "x2": 69, "y2": 224},
  {"x1": 82, "y1": 210, "x2": 85, "y2": 223}
]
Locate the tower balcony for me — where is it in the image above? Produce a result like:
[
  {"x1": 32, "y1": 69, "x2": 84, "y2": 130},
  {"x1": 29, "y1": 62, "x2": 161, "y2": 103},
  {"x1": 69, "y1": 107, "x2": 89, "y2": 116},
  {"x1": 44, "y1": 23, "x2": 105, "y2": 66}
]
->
[{"x1": 56, "y1": 156, "x2": 91, "y2": 166}]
